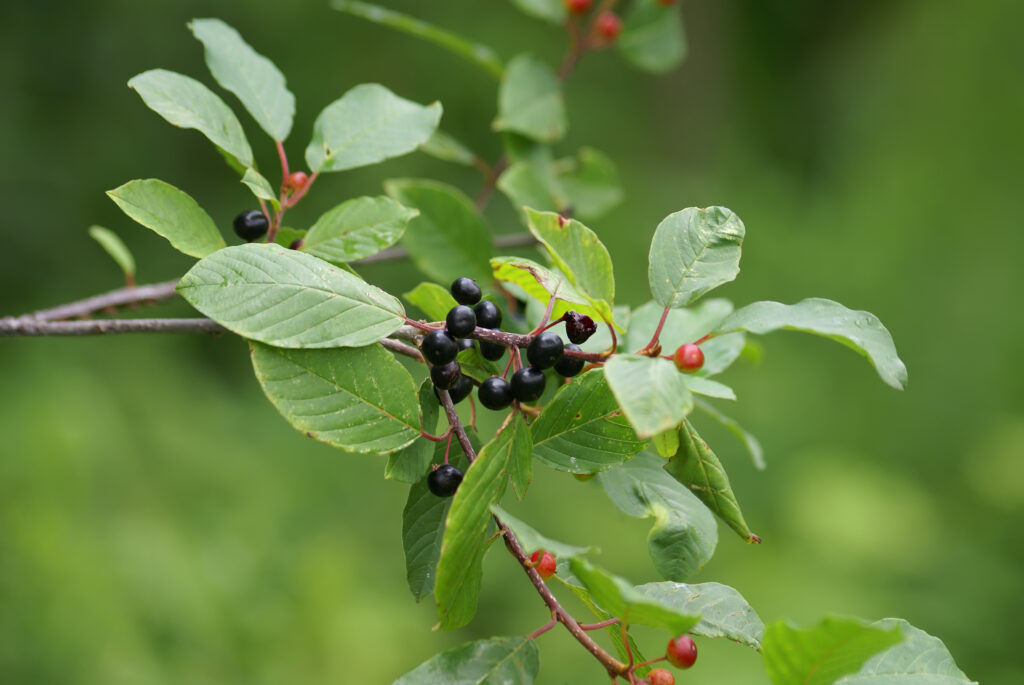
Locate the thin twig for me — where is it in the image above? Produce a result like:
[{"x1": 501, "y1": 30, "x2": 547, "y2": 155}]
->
[
  {"x1": 0, "y1": 317, "x2": 225, "y2": 337},
  {"x1": 379, "y1": 337, "x2": 423, "y2": 362},
  {"x1": 22, "y1": 279, "x2": 179, "y2": 322}
]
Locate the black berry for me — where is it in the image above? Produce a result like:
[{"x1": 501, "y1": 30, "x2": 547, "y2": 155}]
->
[
  {"x1": 447, "y1": 374, "x2": 474, "y2": 404},
  {"x1": 233, "y1": 210, "x2": 269, "y2": 242},
  {"x1": 479, "y1": 340, "x2": 506, "y2": 361},
  {"x1": 526, "y1": 332, "x2": 564, "y2": 369},
  {"x1": 430, "y1": 360, "x2": 461, "y2": 389},
  {"x1": 565, "y1": 312, "x2": 598, "y2": 344},
  {"x1": 428, "y1": 464, "x2": 463, "y2": 497},
  {"x1": 446, "y1": 305, "x2": 477, "y2": 338},
  {"x1": 554, "y1": 344, "x2": 586, "y2": 377},
  {"x1": 511, "y1": 367, "x2": 547, "y2": 402},
  {"x1": 457, "y1": 337, "x2": 474, "y2": 353},
  {"x1": 450, "y1": 277, "x2": 482, "y2": 306},
  {"x1": 478, "y1": 376, "x2": 514, "y2": 410},
  {"x1": 473, "y1": 300, "x2": 502, "y2": 329},
  {"x1": 422, "y1": 329, "x2": 458, "y2": 365}
]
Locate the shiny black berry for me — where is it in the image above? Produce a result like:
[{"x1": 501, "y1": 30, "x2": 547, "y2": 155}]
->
[
  {"x1": 478, "y1": 377, "x2": 514, "y2": 410},
  {"x1": 430, "y1": 360, "x2": 461, "y2": 389},
  {"x1": 446, "y1": 305, "x2": 477, "y2": 338},
  {"x1": 233, "y1": 210, "x2": 269, "y2": 242},
  {"x1": 511, "y1": 367, "x2": 547, "y2": 402},
  {"x1": 428, "y1": 464, "x2": 463, "y2": 497},
  {"x1": 473, "y1": 300, "x2": 502, "y2": 329},
  {"x1": 447, "y1": 374, "x2": 474, "y2": 404},
  {"x1": 526, "y1": 332, "x2": 564, "y2": 369},
  {"x1": 479, "y1": 340, "x2": 506, "y2": 361},
  {"x1": 554, "y1": 344, "x2": 586, "y2": 377},
  {"x1": 457, "y1": 337, "x2": 474, "y2": 353},
  {"x1": 422, "y1": 329, "x2": 458, "y2": 365},
  {"x1": 565, "y1": 312, "x2": 598, "y2": 344},
  {"x1": 450, "y1": 277, "x2": 482, "y2": 305}
]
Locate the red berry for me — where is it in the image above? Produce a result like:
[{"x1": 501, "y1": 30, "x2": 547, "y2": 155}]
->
[
  {"x1": 648, "y1": 668, "x2": 675, "y2": 685},
  {"x1": 666, "y1": 635, "x2": 697, "y2": 669},
  {"x1": 288, "y1": 171, "x2": 309, "y2": 188},
  {"x1": 565, "y1": 0, "x2": 592, "y2": 13},
  {"x1": 596, "y1": 12, "x2": 622, "y2": 40},
  {"x1": 529, "y1": 550, "x2": 557, "y2": 580},
  {"x1": 673, "y1": 343, "x2": 704, "y2": 373}
]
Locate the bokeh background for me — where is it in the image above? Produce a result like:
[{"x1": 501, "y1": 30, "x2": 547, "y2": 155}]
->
[{"x1": 2, "y1": 1, "x2": 1022, "y2": 683}]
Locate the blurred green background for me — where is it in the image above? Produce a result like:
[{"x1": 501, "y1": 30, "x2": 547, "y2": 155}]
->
[{"x1": 2, "y1": 0, "x2": 1022, "y2": 683}]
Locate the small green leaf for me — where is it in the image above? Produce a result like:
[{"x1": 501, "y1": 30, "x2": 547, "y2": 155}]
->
[
  {"x1": 557, "y1": 147, "x2": 624, "y2": 221},
  {"x1": 490, "y1": 256, "x2": 612, "y2": 325},
  {"x1": 87, "y1": 226, "x2": 135, "y2": 277},
  {"x1": 508, "y1": 0, "x2": 565, "y2": 24},
  {"x1": 420, "y1": 130, "x2": 478, "y2": 167},
  {"x1": 497, "y1": 157, "x2": 567, "y2": 220},
  {"x1": 491, "y1": 505, "x2": 592, "y2": 559},
  {"x1": 189, "y1": 18, "x2": 295, "y2": 141},
  {"x1": 177, "y1": 243, "x2": 405, "y2": 347},
  {"x1": 106, "y1": 179, "x2": 226, "y2": 259},
  {"x1": 634, "y1": 581, "x2": 765, "y2": 650},
  {"x1": 626, "y1": 299, "x2": 745, "y2": 377},
  {"x1": 403, "y1": 282, "x2": 458, "y2": 322},
  {"x1": 302, "y1": 196, "x2": 416, "y2": 264},
  {"x1": 272, "y1": 227, "x2": 306, "y2": 248},
  {"x1": 128, "y1": 69, "x2": 253, "y2": 168},
  {"x1": 715, "y1": 298, "x2": 909, "y2": 390},
  {"x1": 305, "y1": 83, "x2": 442, "y2": 173},
  {"x1": 531, "y1": 369, "x2": 645, "y2": 473},
  {"x1": 618, "y1": 0, "x2": 687, "y2": 74},
  {"x1": 402, "y1": 465, "x2": 452, "y2": 601},
  {"x1": 386, "y1": 378, "x2": 441, "y2": 484},
  {"x1": 684, "y1": 376, "x2": 737, "y2": 401},
  {"x1": 604, "y1": 354, "x2": 693, "y2": 440},
  {"x1": 694, "y1": 399, "x2": 765, "y2": 470},
  {"x1": 240, "y1": 168, "x2": 281, "y2": 210},
  {"x1": 250, "y1": 342, "x2": 420, "y2": 453},
  {"x1": 762, "y1": 617, "x2": 903, "y2": 685},
  {"x1": 652, "y1": 427, "x2": 679, "y2": 457},
  {"x1": 525, "y1": 208, "x2": 615, "y2": 306},
  {"x1": 493, "y1": 54, "x2": 567, "y2": 143},
  {"x1": 598, "y1": 453, "x2": 717, "y2": 580},
  {"x1": 836, "y1": 619, "x2": 976, "y2": 684},
  {"x1": 393, "y1": 636, "x2": 539, "y2": 685},
  {"x1": 648, "y1": 207, "x2": 745, "y2": 309},
  {"x1": 386, "y1": 179, "x2": 494, "y2": 284},
  {"x1": 508, "y1": 421, "x2": 533, "y2": 500}
]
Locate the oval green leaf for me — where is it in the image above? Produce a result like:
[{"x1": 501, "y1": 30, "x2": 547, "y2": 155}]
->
[
  {"x1": 106, "y1": 179, "x2": 226, "y2": 259},
  {"x1": 491, "y1": 505, "x2": 593, "y2": 560},
  {"x1": 493, "y1": 54, "x2": 567, "y2": 143},
  {"x1": 626, "y1": 299, "x2": 745, "y2": 377},
  {"x1": 88, "y1": 226, "x2": 135, "y2": 276},
  {"x1": 836, "y1": 619, "x2": 976, "y2": 684},
  {"x1": 302, "y1": 196, "x2": 417, "y2": 264},
  {"x1": 763, "y1": 617, "x2": 903, "y2": 685},
  {"x1": 604, "y1": 354, "x2": 693, "y2": 440},
  {"x1": 618, "y1": 0, "x2": 688, "y2": 74},
  {"x1": 240, "y1": 168, "x2": 281, "y2": 210},
  {"x1": 634, "y1": 581, "x2": 765, "y2": 650},
  {"x1": 393, "y1": 636, "x2": 539, "y2": 685},
  {"x1": 491, "y1": 256, "x2": 612, "y2": 325},
  {"x1": 525, "y1": 208, "x2": 615, "y2": 305}
]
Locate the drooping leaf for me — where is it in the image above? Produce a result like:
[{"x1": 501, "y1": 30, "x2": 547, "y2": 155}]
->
[
  {"x1": 762, "y1": 617, "x2": 903, "y2": 685},
  {"x1": 618, "y1": 0, "x2": 687, "y2": 74},
  {"x1": 493, "y1": 54, "x2": 567, "y2": 143},
  {"x1": 634, "y1": 581, "x2": 765, "y2": 650},
  {"x1": 525, "y1": 208, "x2": 615, "y2": 306},
  {"x1": 87, "y1": 226, "x2": 135, "y2": 277},
  {"x1": 403, "y1": 282, "x2": 458, "y2": 322},
  {"x1": 604, "y1": 354, "x2": 693, "y2": 439},
  {"x1": 625, "y1": 299, "x2": 745, "y2": 377},
  {"x1": 305, "y1": 83, "x2": 441, "y2": 173},
  {"x1": 531, "y1": 369, "x2": 644, "y2": 473},
  {"x1": 240, "y1": 168, "x2": 281, "y2": 210},
  {"x1": 490, "y1": 256, "x2": 612, "y2": 325},
  {"x1": 177, "y1": 243, "x2": 405, "y2": 347},
  {"x1": 128, "y1": 69, "x2": 253, "y2": 167},
  {"x1": 714, "y1": 298, "x2": 909, "y2": 390},
  {"x1": 648, "y1": 206, "x2": 745, "y2": 309},
  {"x1": 386, "y1": 378, "x2": 441, "y2": 484},
  {"x1": 302, "y1": 196, "x2": 416, "y2": 264},
  {"x1": 393, "y1": 636, "x2": 539, "y2": 685},
  {"x1": 665, "y1": 421, "x2": 759, "y2": 543},
  {"x1": 557, "y1": 147, "x2": 624, "y2": 220},
  {"x1": 598, "y1": 453, "x2": 718, "y2": 580},
  {"x1": 836, "y1": 619, "x2": 976, "y2": 684},
  {"x1": 386, "y1": 179, "x2": 494, "y2": 284},
  {"x1": 491, "y1": 505, "x2": 592, "y2": 559},
  {"x1": 189, "y1": 18, "x2": 295, "y2": 141},
  {"x1": 508, "y1": 0, "x2": 565, "y2": 25},
  {"x1": 420, "y1": 130, "x2": 478, "y2": 166},
  {"x1": 106, "y1": 179, "x2": 226, "y2": 259},
  {"x1": 694, "y1": 399, "x2": 765, "y2": 470}
]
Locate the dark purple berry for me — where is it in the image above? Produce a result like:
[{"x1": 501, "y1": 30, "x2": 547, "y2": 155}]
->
[
  {"x1": 422, "y1": 329, "x2": 458, "y2": 365},
  {"x1": 479, "y1": 340, "x2": 506, "y2": 361},
  {"x1": 565, "y1": 312, "x2": 598, "y2": 344},
  {"x1": 233, "y1": 210, "x2": 268, "y2": 242},
  {"x1": 478, "y1": 377, "x2": 514, "y2": 410},
  {"x1": 473, "y1": 300, "x2": 502, "y2": 329},
  {"x1": 450, "y1": 277, "x2": 482, "y2": 305},
  {"x1": 446, "y1": 305, "x2": 477, "y2": 338},
  {"x1": 511, "y1": 367, "x2": 547, "y2": 402},
  {"x1": 447, "y1": 374, "x2": 474, "y2": 404},
  {"x1": 428, "y1": 464, "x2": 463, "y2": 497},
  {"x1": 430, "y1": 360, "x2": 461, "y2": 389},
  {"x1": 457, "y1": 337, "x2": 474, "y2": 353},
  {"x1": 554, "y1": 344, "x2": 585, "y2": 377},
  {"x1": 526, "y1": 332, "x2": 564, "y2": 369}
]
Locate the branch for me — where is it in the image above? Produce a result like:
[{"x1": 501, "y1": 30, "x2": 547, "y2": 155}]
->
[
  {"x1": 0, "y1": 317, "x2": 225, "y2": 337},
  {"x1": 393, "y1": 323, "x2": 608, "y2": 363},
  {"x1": 379, "y1": 337, "x2": 423, "y2": 362},
  {"x1": 22, "y1": 279, "x2": 179, "y2": 322}
]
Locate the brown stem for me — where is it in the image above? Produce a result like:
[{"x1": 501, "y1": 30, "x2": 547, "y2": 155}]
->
[
  {"x1": 638, "y1": 306, "x2": 670, "y2": 356},
  {"x1": 580, "y1": 617, "x2": 620, "y2": 631},
  {"x1": 21, "y1": 279, "x2": 179, "y2": 322},
  {"x1": 378, "y1": 337, "x2": 423, "y2": 362},
  {"x1": 0, "y1": 317, "x2": 225, "y2": 337}
]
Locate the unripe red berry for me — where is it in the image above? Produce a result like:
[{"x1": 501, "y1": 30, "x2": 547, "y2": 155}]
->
[
  {"x1": 565, "y1": 0, "x2": 592, "y2": 14},
  {"x1": 673, "y1": 343, "x2": 704, "y2": 373},
  {"x1": 288, "y1": 171, "x2": 309, "y2": 188},
  {"x1": 596, "y1": 12, "x2": 622, "y2": 40},
  {"x1": 529, "y1": 550, "x2": 557, "y2": 580},
  {"x1": 648, "y1": 668, "x2": 675, "y2": 685},
  {"x1": 666, "y1": 634, "x2": 697, "y2": 669}
]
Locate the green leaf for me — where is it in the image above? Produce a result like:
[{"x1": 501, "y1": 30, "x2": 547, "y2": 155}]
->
[
  {"x1": 493, "y1": 54, "x2": 567, "y2": 143},
  {"x1": 603, "y1": 354, "x2": 693, "y2": 440},
  {"x1": 302, "y1": 196, "x2": 416, "y2": 264},
  {"x1": 625, "y1": 299, "x2": 745, "y2": 377},
  {"x1": 177, "y1": 243, "x2": 405, "y2": 347},
  {"x1": 386, "y1": 378, "x2": 441, "y2": 484},
  {"x1": 568, "y1": 558, "x2": 701, "y2": 634},
  {"x1": 508, "y1": 422, "x2": 533, "y2": 500},
  {"x1": 694, "y1": 399, "x2": 766, "y2": 470},
  {"x1": 836, "y1": 619, "x2": 976, "y2": 684},
  {"x1": 648, "y1": 206, "x2": 745, "y2": 309},
  {"x1": 598, "y1": 453, "x2": 717, "y2": 580},
  {"x1": 652, "y1": 427, "x2": 680, "y2": 457},
  {"x1": 715, "y1": 298, "x2": 909, "y2": 390},
  {"x1": 634, "y1": 581, "x2": 765, "y2": 650},
  {"x1": 332, "y1": 0, "x2": 504, "y2": 80},
  {"x1": 404, "y1": 282, "x2": 458, "y2": 321},
  {"x1": 87, "y1": 226, "x2": 135, "y2": 277},
  {"x1": 685, "y1": 377, "x2": 736, "y2": 401},
  {"x1": 420, "y1": 130, "x2": 478, "y2": 167},
  {"x1": 435, "y1": 416, "x2": 527, "y2": 629},
  {"x1": 189, "y1": 18, "x2": 294, "y2": 141},
  {"x1": 490, "y1": 256, "x2": 611, "y2": 325},
  {"x1": 386, "y1": 179, "x2": 494, "y2": 284},
  {"x1": 402, "y1": 467, "x2": 452, "y2": 601},
  {"x1": 456, "y1": 344, "x2": 503, "y2": 384},
  {"x1": 497, "y1": 157, "x2": 567, "y2": 220},
  {"x1": 393, "y1": 636, "x2": 539, "y2": 685},
  {"x1": 557, "y1": 147, "x2": 624, "y2": 221},
  {"x1": 240, "y1": 168, "x2": 281, "y2": 211},
  {"x1": 128, "y1": 69, "x2": 253, "y2": 168},
  {"x1": 272, "y1": 227, "x2": 306, "y2": 248},
  {"x1": 508, "y1": 0, "x2": 565, "y2": 24},
  {"x1": 763, "y1": 617, "x2": 903, "y2": 685},
  {"x1": 305, "y1": 84, "x2": 442, "y2": 173},
  {"x1": 525, "y1": 208, "x2": 615, "y2": 306},
  {"x1": 665, "y1": 421, "x2": 759, "y2": 543},
  {"x1": 106, "y1": 179, "x2": 226, "y2": 259},
  {"x1": 250, "y1": 342, "x2": 419, "y2": 453},
  {"x1": 531, "y1": 369, "x2": 645, "y2": 473},
  {"x1": 618, "y1": 0, "x2": 687, "y2": 74},
  {"x1": 491, "y1": 505, "x2": 592, "y2": 559}
]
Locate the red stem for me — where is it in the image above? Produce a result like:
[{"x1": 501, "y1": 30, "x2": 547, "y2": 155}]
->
[
  {"x1": 580, "y1": 617, "x2": 620, "y2": 631},
  {"x1": 275, "y1": 140, "x2": 290, "y2": 179}
]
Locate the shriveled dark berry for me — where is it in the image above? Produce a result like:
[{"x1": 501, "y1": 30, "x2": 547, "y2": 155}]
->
[
  {"x1": 446, "y1": 305, "x2": 477, "y2": 338},
  {"x1": 447, "y1": 374, "x2": 474, "y2": 404},
  {"x1": 288, "y1": 238, "x2": 304, "y2": 250},
  {"x1": 565, "y1": 312, "x2": 598, "y2": 344},
  {"x1": 554, "y1": 344, "x2": 586, "y2": 377},
  {"x1": 428, "y1": 464, "x2": 463, "y2": 497},
  {"x1": 473, "y1": 300, "x2": 502, "y2": 329},
  {"x1": 479, "y1": 340, "x2": 506, "y2": 361},
  {"x1": 457, "y1": 337, "x2": 474, "y2": 353},
  {"x1": 422, "y1": 329, "x2": 458, "y2": 365},
  {"x1": 430, "y1": 360, "x2": 461, "y2": 389},
  {"x1": 233, "y1": 210, "x2": 269, "y2": 242},
  {"x1": 526, "y1": 332, "x2": 564, "y2": 369},
  {"x1": 478, "y1": 377, "x2": 514, "y2": 410},
  {"x1": 450, "y1": 277, "x2": 482, "y2": 305},
  {"x1": 511, "y1": 367, "x2": 547, "y2": 402}
]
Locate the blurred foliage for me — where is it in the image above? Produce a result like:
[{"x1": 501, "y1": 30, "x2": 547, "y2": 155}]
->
[{"x1": 1, "y1": 0, "x2": 1021, "y2": 683}]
